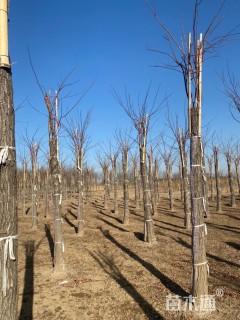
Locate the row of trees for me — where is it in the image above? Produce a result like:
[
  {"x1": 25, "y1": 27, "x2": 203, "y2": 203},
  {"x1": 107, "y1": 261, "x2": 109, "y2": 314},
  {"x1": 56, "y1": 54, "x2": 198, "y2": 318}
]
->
[{"x1": 1, "y1": 0, "x2": 239, "y2": 318}]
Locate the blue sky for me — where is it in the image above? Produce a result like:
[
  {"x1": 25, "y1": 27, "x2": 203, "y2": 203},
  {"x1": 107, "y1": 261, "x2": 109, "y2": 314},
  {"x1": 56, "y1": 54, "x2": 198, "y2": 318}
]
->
[{"x1": 9, "y1": 0, "x2": 240, "y2": 169}]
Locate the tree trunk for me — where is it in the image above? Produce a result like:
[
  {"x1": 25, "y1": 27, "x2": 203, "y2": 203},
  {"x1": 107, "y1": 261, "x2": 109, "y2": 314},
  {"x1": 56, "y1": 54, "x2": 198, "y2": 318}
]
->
[
  {"x1": 213, "y1": 148, "x2": 222, "y2": 213},
  {"x1": 226, "y1": 153, "x2": 235, "y2": 208},
  {"x1": 179, "y1": 137, "x2": 191, "y2": 230},
  {"x1": 77, "y1": 150, "x2": 84, "y2": 236},
  {"x1": 190, "y1": 109, "x2": 208, "y2": 300},
  {"x1": 207, "y1": 158, "x2": 214, "y2": 202},
  {"x1": 112, "y1": 158, "x2": 118, "y2": 214},
  {"x1": 133, "y1": 157, "x2": 140, "y2": 210},
  {"x1": 234, "y1": 157, "x2": 240, "y2": 195},
  {"x1": 22, "y1": 158, "x2": 27, "y2": 215},
  {"x1": 0, "y1": 67, "x2": 18, "y2": 319},
  {"x1": 122, "y1": 149, "x2": 130, "y2": 224},
  {"x1": 140, "y1": 146, "x2": 156, "y2": 243},
  {"x1": 31, "y1": 149, "x2": 38, "y2": 230},
  {"x1": 49, "y1": 138, "x2": 65, "y2": 270},
  {"x1": 148, "y1": 150, "x2": 156, "y2": 216}
]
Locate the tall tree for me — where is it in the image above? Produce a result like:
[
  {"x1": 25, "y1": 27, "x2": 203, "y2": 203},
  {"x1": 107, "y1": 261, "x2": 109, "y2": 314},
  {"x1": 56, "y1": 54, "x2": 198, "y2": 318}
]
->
[
  {"x1": 113, "y1": 85, "x2": 166, "y2": 243},
  {"x1": 0, "y1": 1, "x2": 18, "y2": 318},
  {"x1": 145, "y1": 0, "x2": 237, "y2": 300},
  {"x1": 65, "y1": 111, "x2": 91, "y2": 236}
]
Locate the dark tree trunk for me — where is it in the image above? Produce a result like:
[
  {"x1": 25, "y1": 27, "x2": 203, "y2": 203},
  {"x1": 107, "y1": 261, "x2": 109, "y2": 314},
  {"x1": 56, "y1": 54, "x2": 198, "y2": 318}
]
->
[{"x1": 0, "y1": 68, "x2": 18, "y2": 319}]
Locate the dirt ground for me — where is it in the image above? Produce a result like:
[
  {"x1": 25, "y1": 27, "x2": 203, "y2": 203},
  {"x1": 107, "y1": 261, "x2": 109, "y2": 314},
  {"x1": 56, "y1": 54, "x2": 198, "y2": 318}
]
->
[{"x1": 17, "y1": 191, "x2": 240, "y2": 320}]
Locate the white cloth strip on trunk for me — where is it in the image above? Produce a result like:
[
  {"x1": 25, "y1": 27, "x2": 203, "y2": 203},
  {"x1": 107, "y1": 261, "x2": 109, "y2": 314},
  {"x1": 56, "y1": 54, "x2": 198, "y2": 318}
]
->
[
  {"x1": 194, "y1": 260, "x2": 207, "y2": 266},
  {"x1": 78, "y1": 220, "x2": 84, "y2": 222},
  {"x1": 0, "y1": 235, "x2": 18, "y2": 297},
  {"x1": 56, "y1": 218, "x2": 63, "y2": 223},
  {"x1": 193, "y1": 223, "x2": 207, "y2": 235},
  {"x1": 145, "y1": 219, "x2": 153, "y2": 222},
  {"x1": 0, "y1": 146, "x2": 15, "y2": 164}
]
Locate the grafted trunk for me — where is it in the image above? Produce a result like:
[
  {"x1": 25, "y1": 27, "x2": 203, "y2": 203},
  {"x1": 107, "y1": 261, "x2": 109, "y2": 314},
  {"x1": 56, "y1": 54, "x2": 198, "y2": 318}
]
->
[
  {"x1": 0, "y1": 67, "x2": 18, "y2": 319},
  {"x1": 213, "y1": 147, "x2": 222, "y2": 213},
  {"x1": 122, "y1": 148, "x2": 130, "y2": 224}
]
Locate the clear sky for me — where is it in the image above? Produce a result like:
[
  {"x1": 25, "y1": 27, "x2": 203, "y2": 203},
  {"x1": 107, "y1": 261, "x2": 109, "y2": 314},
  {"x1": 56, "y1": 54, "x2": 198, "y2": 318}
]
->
[{"x1": 8, "y1": 0, "x2": 240, "y2": 169}]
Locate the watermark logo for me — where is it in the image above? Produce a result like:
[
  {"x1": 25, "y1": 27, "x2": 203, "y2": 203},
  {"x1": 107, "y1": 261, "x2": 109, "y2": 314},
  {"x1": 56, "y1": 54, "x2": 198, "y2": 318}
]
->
[{"x1": 166, "y1": 293, "x2": 218, "y2": 312}]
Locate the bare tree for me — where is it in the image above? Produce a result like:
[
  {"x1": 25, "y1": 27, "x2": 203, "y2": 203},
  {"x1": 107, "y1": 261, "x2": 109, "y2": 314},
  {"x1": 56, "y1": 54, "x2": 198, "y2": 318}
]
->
[
  {"x1": 167, "y1": 116, "x2": 191, "y2": 229},
  {"x1": 0, "y1": 0, "x2": 18, "y2": 318},
  {"x1": 102, "y1": 140, "x2": 119, "y2": 215},
  {"x1": 223, "y1": 142, "x2": 236, "y2": 208},
  {"x1": 65, "y1": 111, "x2": 91, "y2": 236},
  {"x1": 159, "y1": 139, "x2": 176, "y2": 212},
  {"x1": 113, "y1": 85, "x2": 166, "y2": 243},
  {"x1": 144, "y1": 0, "x2": 238, "y2": 299},
  {"x1": 221, "y1": 70, "x2": 240, "y2": 122},
  {"x1": 213, "y1": 145, "x2": 222, "y2": 212},
  {"x1": 115, "y1": 129, "x2": 132, "y2": 225}
]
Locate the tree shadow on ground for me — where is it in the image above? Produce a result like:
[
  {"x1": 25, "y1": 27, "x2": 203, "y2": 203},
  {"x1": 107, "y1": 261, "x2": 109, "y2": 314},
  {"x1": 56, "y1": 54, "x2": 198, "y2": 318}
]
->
[
  {"x1": 226, "y1": 241, "x2": 240, "y2": 250},
  {"x1": 67, "y1": 208, "x2": 77, "y2": 220},
  {"x1": 44, "y1": 224, "x2": 54, "y2": 265},
  {"x1": 64, "y1": 214, "x2": 77, "y2": 233},
  {"x1": 19, "y1": 237, "x2": 44, "y2": 320},
  {"x1": 98, "y1": 209, "x2": 122, "y2": 224},
  {"x1": 100, "y1": 229, "x2": 188, "y2": 297},
  {"x1": 89, "y1": 250, "x2": 164, "y2": 320},
  {"x1": 174, "y1": 237, "x2": 240, "y2": 269},
  {"x1": 97, "y1": 217, "x2": 129, "y2": 232}
]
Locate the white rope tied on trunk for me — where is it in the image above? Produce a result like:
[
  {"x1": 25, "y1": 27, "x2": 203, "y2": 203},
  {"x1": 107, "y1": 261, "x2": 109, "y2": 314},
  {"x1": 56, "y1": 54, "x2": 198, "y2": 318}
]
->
[
  {"x1": 56, "y1": 218, "x2": 64, "y2": 224},
  {"x1": 0, "y1": 146, "x2": 15, "y2": 165},
  {"x1": 193, "y1": 260, "x2": 209, "y2": 276},
  {"x1": 194, "y1": 223, "x2": 207, "y2": 235},
  {"x1": 0, "y1": 235, "x2": 18, "y2": 297},
  {"x1": 53, "y1": 193, "x2": 62, "y2": 205}
]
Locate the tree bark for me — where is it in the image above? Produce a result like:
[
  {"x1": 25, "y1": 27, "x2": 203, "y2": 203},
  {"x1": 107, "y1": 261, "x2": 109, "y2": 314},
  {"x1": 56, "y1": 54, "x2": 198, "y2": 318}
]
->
[
  {"x1": 0, "y1": 67, "x2": 18, "y2": 319},
  {"x1": 190, "y1": 109, "x2": 208, "y2": 299},
  {"x1": 122, "y1": 148, "x2": 130, "y2": 224},
  {"x1": 226, "y1": 153, "x2": 235, "y2": 208},
  {"x1": 77, "y1": 150, "x2": 84, "y2": 236},
  {"x1": 213, "y1": 147, "x2": 222, "y2": 213},
  {"x1": 140, "y1": 146, "x2": 156, "y2": 243}
]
